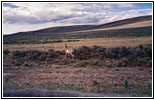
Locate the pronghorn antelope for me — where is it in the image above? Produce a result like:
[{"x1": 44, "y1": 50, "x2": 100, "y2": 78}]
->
[{"x1": 64, "y1": 44, "x2": 74, "y2": 59}]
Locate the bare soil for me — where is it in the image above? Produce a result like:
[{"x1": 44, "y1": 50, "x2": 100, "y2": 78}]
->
[
  {"x1": 3, "y1": 88, "x2": 140, "y2": 97},
  {"x1": 3, "y1": 63, "x2": 152, "y2": 97}
]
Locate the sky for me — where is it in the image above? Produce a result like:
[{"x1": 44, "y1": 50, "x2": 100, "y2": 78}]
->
[{"x1": 3, "y1": 2, "x2": 152, "y2": 35}]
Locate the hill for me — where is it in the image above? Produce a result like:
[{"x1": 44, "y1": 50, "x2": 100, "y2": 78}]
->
[
  {"x1": 91, "y1": 15, "x2": 152, "y2": 29},
  {"x1": 3, "y1": 15, "x2": 152, "y2": 44}
]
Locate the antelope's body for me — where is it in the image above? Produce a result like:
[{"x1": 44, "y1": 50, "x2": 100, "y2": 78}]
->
[{"x1": 64, "y1": 44, "x2": 74, "y2": 59}]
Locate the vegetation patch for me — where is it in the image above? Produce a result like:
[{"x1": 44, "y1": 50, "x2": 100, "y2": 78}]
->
[{"x1": 8, "y1": 43, "x2": 152, "y2": 67}]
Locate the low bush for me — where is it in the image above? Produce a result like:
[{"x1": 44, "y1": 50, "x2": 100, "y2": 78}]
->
[
  {"x1": 137, "y1": 57, "x2": 152, "y2": 67},
  {"x1": 13, "y1": 59, "x2": 24, "y2": 66},
  {"x1": 46, "y1": 49, "x2": 58, "y2": 59},
  {"x1": 10, "y1": 43, "x2": 152, "y2": 67},
  {"x1": 3, "y1": 49, "x2": 10, "y2": 55},
  {"x1": 74, "y1": 46, "x2": 91, "y2": 60},
  {"x1": 24, "y1": 50, "x2": 44, "y2": 60},
  {"x1": 78, "y1": 60, "x2": 89, "y2": 67},
  {"x1": 90, "y1": 59, "x2": 103, "y2": 66},
  {"x1": 115, "y1": 58, "x2": 128, "y2": 67},
  {"x1": 11, "y1": 49, "x2": 59, "y2": 61},
  {"x1": 66, "y1": 40, "x2": 80, "y2": 42},
  {"x1": 73, "y1": 44, "x2": 152, "y2": 67},
  {"x1": 12, "y1": 50, "x2": 26, "y2": 58}
]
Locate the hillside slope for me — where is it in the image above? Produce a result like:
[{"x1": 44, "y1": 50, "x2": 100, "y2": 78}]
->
[
  {"x1": 91, "y1": 15, "x2": 152, "y2": 29},
  {"x1": 3, "y1": 15, "x2": 152, "y2": 44}
]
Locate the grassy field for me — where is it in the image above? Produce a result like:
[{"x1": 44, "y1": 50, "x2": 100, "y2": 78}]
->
[{"x1": 3, "y1": 37, "x2": 152, "y2": 51}]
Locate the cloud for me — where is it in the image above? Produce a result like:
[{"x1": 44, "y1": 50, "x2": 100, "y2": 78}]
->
[
  {"x1": 116, "y1": 3, "x2": 136, "y2": 8},
  {"x1": 2, "y1": 3, "x2": 152, "y2": 34}
]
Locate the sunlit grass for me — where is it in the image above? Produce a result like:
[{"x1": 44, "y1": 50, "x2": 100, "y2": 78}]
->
[{"x1": 3, "y1": 37, "x2": 152, "y2": 51}]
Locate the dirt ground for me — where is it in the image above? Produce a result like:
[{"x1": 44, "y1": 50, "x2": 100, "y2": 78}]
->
[
  {"x1": 3, "y1": 63, "x2": 152, "y2": 97},
  {"x1": 3, "y1": 88, "x2": 145, "y2": 97}
]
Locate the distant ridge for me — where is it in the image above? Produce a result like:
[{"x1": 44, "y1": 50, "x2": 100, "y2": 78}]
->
[
  {"x1": 10, "y1": 25, "x2": 96, "y2": 36},
  {"x1": 3, "y1": 15, "x2": 152, "y2": 44},
  {"x1": 91, "y1": 15, "x2": 152, "y2": 29},
  {"x1": 6, "y1": 15, "x2": 152, "y2": 36}
]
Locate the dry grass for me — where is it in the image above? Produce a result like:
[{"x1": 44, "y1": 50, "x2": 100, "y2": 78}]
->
[{"x1": 3, "y1": 37, "x2": 152, "y2": 51}]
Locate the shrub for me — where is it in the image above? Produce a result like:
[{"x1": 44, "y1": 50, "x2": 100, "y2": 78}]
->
[
  {"x1": 105, "y1": 46, "x2": 131, "y2": 59},
  {"x1": 78, "y1": 60, "x2": 89, "y2": 67},
  {"x1": 13, "y1": 59, "x2": 24, "y2": 66},
  {"x1": 47, "y1": 49, "x2": 59, "y2": 58},
  {"x1": 48, "y1": 48, "x2": 55, "y2": 52},
  {"x1": 143, "y1": 44, "x2": 152, "y2": 58},
  {"x1": 38, "y1": 54, "x2": 46, "y2": 61},
  {"x1": 105, "y1": 61, "x2": 113, "y2": 68},
  {"x1": 121, "y1": 57, "x2": 128, "y2": 67},
  {"x1": 134, "y1": 48, "x2": 145, "y2": 57},
  {"x1": 116, "y1": 58, "x2": 128, "y2": 67},
  {"x1": 12, "y1": 50, "x2": 26, "y2": 58},
  {"x1": 22, "y1": 62, "x2": 31, "y2": 67},
  {"x1": 105, "y1": 47, "x2": 120, "y2": 59},
  {"x1": 74, "y1": 46, "x2": 91, "y2": 60},
  {"x1": 93, "y1": 80, "x2": 99, "y2": 86},
  {"x1": 3, "y1": 49, "x2": 10, "y2": 55},
  {"x1": 61, "y1": 59, "x2": 70, "y2": 65},
  {"x1": 11, "y1": 49, "x2": 62, "y2": 61},
  {"x1": 137, "y1": 57, "x2": 152, "y2": 67},
  {"x1": 106, "y1": 63, "x2": 112, "y2": 67},
  {"x1": 132, "y1": 58, "x2": 141, "y2": 66},
  {"x1": 26, "y1": 50, "x2": 43, "y2": 60},
  {"x1": 90, "y1": 59, "x2": 103, "y2": 66},
  {"x1": 90, "y1": 45, "x2": 100, "y2": 52}
]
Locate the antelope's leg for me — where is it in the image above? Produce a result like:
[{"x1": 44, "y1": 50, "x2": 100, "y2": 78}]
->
[
  {"x1": 71, "y1": 53, "x2": 74, "y2": 59},
  {"x1": 65, "y1": 53, "x2": 67, "y2": 59}
]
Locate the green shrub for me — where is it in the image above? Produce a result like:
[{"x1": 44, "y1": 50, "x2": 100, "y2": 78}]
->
[
  {"x1": 38, "y1": 54, "x2": 46, "y2": 61},
  {"x1": 3, "y1": 49, "x2": 10, "y2": 55},
  {"x1": 78, "y1": 60, "x2": 89, "y2": 67},
  {"x1": 132, "y1": 58, "x2": 141, "y2": 66},
  {"x1": 74, "y1": 46, "x2": 91, "y2": 60},
  {"x1": 120, "y1": 57, "x2": 128, "y2": 67},
  {"x1": 26, "y1": 50, "x2": 43, "y2": 60},
  {"x1": 93, "y1": 80, "x2": 99, "y2": 86},
  {"x1": 105, "y1": 63, "x2": 112, "y2": 68},
  {"x1": 90, "y1": 59, "x2": 99, "y2": 66},
  {"x1": 90, "y1": 59, "x2": 103, "y2": 66},
  {"x1": 61, "y1": 59, "x2": 70, "y2": 65},
  {"x1": 47, "y1": 49, "x2": 59, "y2": 58},
  {"x1": 137, "y1": 57, "x2": 152, "y2": 67},
  {"x1": 12, "y1": 50, "x2": 26, "y2": 58},
  {"x1": 13, "y1": 60, "x2": 24, "y2": 66}
]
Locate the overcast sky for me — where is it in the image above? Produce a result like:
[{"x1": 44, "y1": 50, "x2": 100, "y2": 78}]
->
[{"x1": 3, "y1": 2, "x2": 152, "y2": 35}]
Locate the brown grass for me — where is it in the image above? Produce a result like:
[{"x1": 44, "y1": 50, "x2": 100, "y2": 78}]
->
[{"x1": 3, "y1": 37, "x2": 152, "y2": 51}]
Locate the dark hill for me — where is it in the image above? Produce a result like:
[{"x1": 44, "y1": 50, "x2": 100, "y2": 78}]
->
[
  {"x1": 3, "y1": 15, "x2": 152, "y2": 44},
  {"x1": 9, "y1": 25, "x2": 96, "y2": 36},
  {"x1": 91, "y1": 15, "x2": 152, "y2": 29}
]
